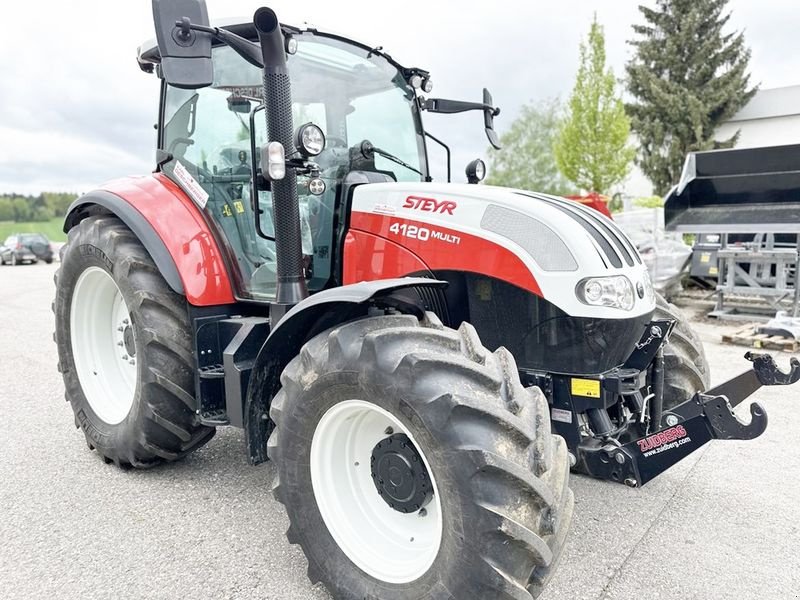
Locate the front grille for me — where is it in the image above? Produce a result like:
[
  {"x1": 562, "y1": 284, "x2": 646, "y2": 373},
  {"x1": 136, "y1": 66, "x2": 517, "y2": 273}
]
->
[{"x1": 480, "y1": 204, "x2": 578, "y2": 271}]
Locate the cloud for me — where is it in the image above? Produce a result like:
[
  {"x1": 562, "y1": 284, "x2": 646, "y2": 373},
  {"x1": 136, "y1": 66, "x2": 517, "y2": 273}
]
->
[{"x1": 0, "y1": 0, "x2": 796, "y2": 193}]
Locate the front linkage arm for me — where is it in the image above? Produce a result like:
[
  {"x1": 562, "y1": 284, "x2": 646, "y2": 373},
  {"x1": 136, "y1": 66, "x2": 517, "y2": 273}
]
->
[{"x1": 578, "y1": 352, "x2": 800, "y2": 487}]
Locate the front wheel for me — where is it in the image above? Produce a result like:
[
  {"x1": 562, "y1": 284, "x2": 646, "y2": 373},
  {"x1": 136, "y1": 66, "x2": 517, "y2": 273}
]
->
[
  {"x1": 54, "y1": 215, "x2": 214, "y2": 466},
  {"x1": 269, "y1": 312, "x2": 573, "y2": 599},
  {"x1": 655, "y1": 294, "x2": 710, "y2": 413}
]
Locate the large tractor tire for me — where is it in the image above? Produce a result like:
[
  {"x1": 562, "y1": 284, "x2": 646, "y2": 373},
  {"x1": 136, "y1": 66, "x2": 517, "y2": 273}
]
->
[
  {"x1": 54, "y1": 215, "x2": 214, "y2": 467},
  {"x1": 655, "y1": 294, "x2": 710, "y2": 412},
  {"x1": 268, "y1": 312, "x2": 573, "y2": 599}
]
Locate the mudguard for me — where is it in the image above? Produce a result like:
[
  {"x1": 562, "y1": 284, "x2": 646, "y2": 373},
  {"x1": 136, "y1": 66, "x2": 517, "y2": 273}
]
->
[
  {"x1": 63, "y1": 174, "x2": 236, "y2": 306},
  {"x1": 243, "y1": 277, "x2": 446, "y2": 464}
]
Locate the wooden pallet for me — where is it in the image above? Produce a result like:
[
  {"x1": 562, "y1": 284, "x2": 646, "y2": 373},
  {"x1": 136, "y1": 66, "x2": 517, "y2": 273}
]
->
[{"x1": 721, "y1": 324, "x2": 799, "y2": 352}]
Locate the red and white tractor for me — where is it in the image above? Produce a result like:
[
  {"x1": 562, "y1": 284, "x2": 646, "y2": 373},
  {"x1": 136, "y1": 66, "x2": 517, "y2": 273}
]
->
[{"x1": 53, "y1": 2, "x2": 799, "y2": 598}]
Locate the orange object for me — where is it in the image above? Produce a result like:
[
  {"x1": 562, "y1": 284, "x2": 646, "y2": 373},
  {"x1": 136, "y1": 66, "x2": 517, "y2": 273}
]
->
[{"x1": 564, "y1": 192, "x2": 613, "y2": 219}]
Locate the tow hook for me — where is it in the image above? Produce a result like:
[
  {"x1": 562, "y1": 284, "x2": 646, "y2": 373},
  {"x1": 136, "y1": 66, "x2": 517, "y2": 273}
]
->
[{"x1": 580, "y1": 352, "x2": 799, "y2": 487}]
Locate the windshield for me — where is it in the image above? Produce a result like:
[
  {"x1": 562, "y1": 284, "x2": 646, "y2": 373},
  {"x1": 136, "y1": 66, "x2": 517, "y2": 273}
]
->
[{"x1": 161, "y1": 32, "x2": 426, "y2": 300}]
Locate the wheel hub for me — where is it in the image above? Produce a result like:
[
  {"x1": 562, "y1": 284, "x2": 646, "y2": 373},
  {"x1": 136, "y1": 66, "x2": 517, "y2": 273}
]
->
[
  {"x1": 122, "y1": 324, "x2": 136, "y2": 357},
  {"x1": 370, "y1": 433, "x2": 433, "y2": 513}
]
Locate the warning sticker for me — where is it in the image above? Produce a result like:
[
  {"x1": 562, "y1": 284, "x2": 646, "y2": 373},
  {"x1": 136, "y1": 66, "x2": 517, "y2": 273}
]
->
[
  {"x1": 571, "y1": 378, "x2": 600, "y2": 398},
  {"x1": 173, "y1": 161, "x2": 209, "y2": 209},
  {"x1": 551, "y1": 407, "x2": 573, "y2": 424},
  {"x1": 372, "y1": 203, "x2": 396, "y2": 215}
]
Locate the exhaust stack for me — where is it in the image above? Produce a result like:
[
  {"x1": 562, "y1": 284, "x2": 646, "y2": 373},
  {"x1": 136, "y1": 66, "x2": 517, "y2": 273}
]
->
[{"x1": 254, "y1": 7, "x2": 308, "y2": 305}]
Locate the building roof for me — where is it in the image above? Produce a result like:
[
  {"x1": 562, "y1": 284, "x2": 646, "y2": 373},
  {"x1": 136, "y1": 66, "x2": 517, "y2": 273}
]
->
[{"x1": 727, "y1": 85, "x2": 800, "y2": 122}]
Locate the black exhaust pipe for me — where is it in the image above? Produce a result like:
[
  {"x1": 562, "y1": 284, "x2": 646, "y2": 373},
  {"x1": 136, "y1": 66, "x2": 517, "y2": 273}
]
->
[{"x1": 254, "y1": 7, "x2": 308, "y2": 305}]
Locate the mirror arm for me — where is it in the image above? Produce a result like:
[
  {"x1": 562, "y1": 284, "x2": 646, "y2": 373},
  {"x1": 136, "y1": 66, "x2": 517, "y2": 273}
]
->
[
  {"x1": 421, "y1": 98, "x2": 499, "y2": 116},
  {"x1": 177, "y1": 19, "x2": 264, "y2": 68},
  {"x1": 421, "y1": 94, "x2": 502, "y2": 150}
]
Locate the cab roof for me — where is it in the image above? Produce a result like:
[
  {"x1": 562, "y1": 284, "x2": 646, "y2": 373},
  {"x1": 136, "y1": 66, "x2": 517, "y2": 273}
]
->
[{"x1": 137, "y1": 18, "x2": 421, "y2": 79}]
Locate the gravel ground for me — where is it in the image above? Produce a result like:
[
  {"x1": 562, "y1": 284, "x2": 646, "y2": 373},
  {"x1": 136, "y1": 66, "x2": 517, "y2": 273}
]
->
[{"x1": 1, "y1": 262, "x2": 798, "y2": 600}]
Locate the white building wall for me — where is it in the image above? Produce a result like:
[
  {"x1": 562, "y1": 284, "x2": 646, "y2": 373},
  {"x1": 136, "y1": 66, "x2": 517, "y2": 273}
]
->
[{"x1": 717, "y1": 114, "x2": 800, "y2": 149}]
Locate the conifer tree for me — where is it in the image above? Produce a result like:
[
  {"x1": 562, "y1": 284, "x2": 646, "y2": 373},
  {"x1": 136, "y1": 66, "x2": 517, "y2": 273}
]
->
[{"x1": 626, "y1": 0, "x2": 756, "y2": 194}]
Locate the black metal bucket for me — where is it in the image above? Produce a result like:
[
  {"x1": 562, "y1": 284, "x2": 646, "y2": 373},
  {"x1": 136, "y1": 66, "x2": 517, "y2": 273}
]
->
[{"x1": 665, "y1": 144, "x2": 800, "y2": 233}]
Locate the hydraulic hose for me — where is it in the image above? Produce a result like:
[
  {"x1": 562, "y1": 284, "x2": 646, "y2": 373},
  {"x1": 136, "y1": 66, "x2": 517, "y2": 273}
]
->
[{"x1": 651, "y1": 348, "x2": 665, "y2": 432}]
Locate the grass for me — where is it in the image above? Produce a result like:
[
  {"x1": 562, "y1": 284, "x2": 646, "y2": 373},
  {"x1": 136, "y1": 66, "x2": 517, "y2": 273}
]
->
[{"x1": 0, "y1": 218, "x2": 66, "y2": 242}]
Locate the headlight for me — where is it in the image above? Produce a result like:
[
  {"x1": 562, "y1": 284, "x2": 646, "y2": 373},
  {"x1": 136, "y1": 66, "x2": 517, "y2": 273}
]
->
[
  {"x1": 295, "y1": 122, "x2": 326, "y2": 157},
  {"x1": 465, "y1": 158, "x2": 486, "y2": 184},
  {"x1": 261, "y1": 141, "x2": 286, "y2": 180},
  {"x1": 576, "y1": 275, "x2": 635, "y2": 311}
]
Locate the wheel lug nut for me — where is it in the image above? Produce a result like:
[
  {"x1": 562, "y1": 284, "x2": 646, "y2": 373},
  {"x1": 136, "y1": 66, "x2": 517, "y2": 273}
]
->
[
  {"x1": 122, "y1": 355, "x2": 128, "y2": 360},
  {"x1": 117, "y1": 326, "x2": 124, "y2": 332},
  {"x1": 117, "y1": 341, "x2": 124, "y2": 347},
  {"x1": 129, "y1": 360, "x2": 136, "y2": 366}
]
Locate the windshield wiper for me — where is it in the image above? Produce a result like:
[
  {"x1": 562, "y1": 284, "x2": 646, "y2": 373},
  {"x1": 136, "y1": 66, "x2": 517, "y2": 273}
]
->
[{"x1": 359, "y1": 141, "x2": 423, "y2": 177}]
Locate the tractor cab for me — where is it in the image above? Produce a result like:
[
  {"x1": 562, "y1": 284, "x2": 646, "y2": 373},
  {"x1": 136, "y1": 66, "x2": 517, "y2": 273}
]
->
[{"x1": 141, "y1": 24, "x2": 433, "y2": 301}]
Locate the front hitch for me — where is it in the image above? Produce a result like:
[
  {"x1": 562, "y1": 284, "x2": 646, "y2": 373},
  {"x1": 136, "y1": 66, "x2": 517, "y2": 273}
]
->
[{"x1": 577, "y1": 352, "x2": 799, "y2": 487}]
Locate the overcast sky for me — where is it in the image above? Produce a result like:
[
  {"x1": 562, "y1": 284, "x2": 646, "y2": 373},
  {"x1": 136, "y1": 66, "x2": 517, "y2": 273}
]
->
[{"x1": 0, "y1": 0, "x2": 797, "y2": 195}]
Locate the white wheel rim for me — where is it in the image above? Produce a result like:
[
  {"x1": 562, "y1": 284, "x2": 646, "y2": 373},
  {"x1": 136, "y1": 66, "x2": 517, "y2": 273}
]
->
[
  {"x1": 310, "y1": 399, "x2": 443, "y2": 584},
  {"x1": 70, "y1": 266, "x2": 137, "y2": 424}
]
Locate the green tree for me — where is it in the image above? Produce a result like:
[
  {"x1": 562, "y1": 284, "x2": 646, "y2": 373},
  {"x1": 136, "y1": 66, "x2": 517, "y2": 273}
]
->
[
  {"x1": 0, "y1": 198, "x2": 14, "y2": 221},
  {"x1": 43, "y1": 192, "x2": 78, "y2": 218},
  {"x1": 486, "y1": 99, "x2": 572, "y2": 195},
  {"x1": 553, "y1": 16, "x2": 635, "y2": 194},
  {"x1": 626, "y1": 0, "x2": 756, "y2": 195},
  {"x1": 11, "y1": 197, "x2": 32, "y2": 222}
]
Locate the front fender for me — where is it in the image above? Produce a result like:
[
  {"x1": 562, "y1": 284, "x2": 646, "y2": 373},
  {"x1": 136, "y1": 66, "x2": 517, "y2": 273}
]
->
[
  {"x1": 64, "y1": 174, "x2": 236, "y2": 306},
  {"x1": 243, "y1": 277, "x2": 446, "y2": 464}
]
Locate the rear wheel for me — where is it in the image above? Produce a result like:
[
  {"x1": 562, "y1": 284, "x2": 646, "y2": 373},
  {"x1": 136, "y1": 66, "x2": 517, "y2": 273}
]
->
[
  {"x1": 269, "y1": 312, "x2": 573, "y2": 599},
  {"x1": 655, "y1": 294, "x2": 710, "y2": 413},
  {"x1": 54, "y1": 215, "x2": 214, "y2": 466}
]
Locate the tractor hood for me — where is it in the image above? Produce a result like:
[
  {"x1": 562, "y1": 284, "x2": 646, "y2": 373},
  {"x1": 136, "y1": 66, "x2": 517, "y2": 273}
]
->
[{"x1": 348, "y1": 182, "x2": 655, "y2": 320}]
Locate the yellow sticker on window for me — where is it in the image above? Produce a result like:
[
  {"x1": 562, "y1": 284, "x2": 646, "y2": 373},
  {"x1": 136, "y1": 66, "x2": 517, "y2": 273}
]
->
[
  {"x1": 222, "y1": 204, "x2": 233, "y2": 217},
  {"x1": 700, "y1": 253, "x2": 711, "y2": 263},
  {"x1": 571, "y1": 378, "x2": 601, "y2": 398},
  {"x1": 233, "y1": 200, "x2": 245, "y2": 214},
  {"x1": 709, "y1": 267, "x2": 718, "y2": 275}
]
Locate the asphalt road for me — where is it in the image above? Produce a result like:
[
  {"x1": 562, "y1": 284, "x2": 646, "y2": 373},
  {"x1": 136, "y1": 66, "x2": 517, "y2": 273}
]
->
[{"x1": 1, "y1": 262, "x2": 798, "y2": 600}]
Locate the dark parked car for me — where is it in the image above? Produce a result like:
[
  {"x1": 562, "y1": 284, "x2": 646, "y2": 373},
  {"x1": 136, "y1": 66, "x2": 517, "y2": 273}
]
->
[{"x1": 0, "y1": 233, "x2": 54, "y2": 265}]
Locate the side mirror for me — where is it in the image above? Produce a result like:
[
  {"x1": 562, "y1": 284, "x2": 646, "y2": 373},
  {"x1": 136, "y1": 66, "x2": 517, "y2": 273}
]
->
[
  {"x1": 152, "y1": 0, "x2": 213, "y2": 89},
  {"x1": 483, "y1": 88, "x2": 501, "y2": 150}
]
